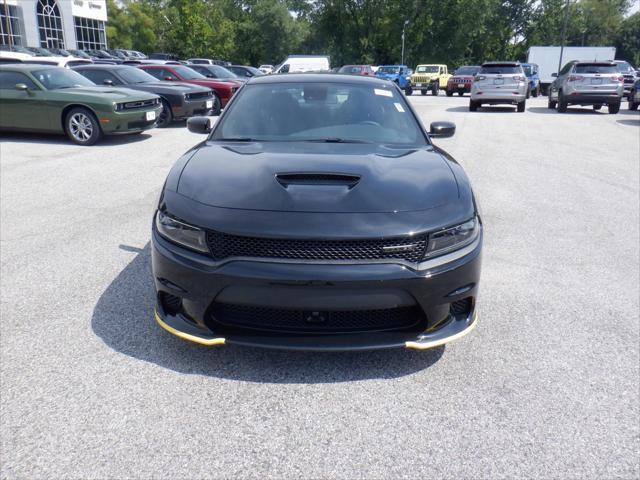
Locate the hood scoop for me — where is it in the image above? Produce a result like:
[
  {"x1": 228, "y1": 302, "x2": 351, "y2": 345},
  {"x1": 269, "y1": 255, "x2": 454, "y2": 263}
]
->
[{"x1": 276, "y1": 172, "x2": 361, "y2": 189}]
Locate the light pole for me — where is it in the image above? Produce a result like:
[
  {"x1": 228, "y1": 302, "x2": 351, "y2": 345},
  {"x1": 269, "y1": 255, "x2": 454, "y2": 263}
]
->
[
  {"x1": 558, "y1": 0, "x2": 570, "y2": 75},
  {"x1": 401, "y1": 20, "x2": 409, "y2": 65}
]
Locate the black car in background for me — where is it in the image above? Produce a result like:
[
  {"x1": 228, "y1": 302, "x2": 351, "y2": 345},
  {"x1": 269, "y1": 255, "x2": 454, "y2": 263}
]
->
[
  {"x1": 188, "y1": 64, "x2": 247, "y2": 83},
  {"x1": 73, "y1": 64, "x2": 214, "y2": 128},
  {"x1": 149, "y1": 53, "x2": 180, "y2": 61},
  {"x1": 613, "y1": 60, "x2": 637, "y2": 96},
  {"x1": 225, "y1": 65, "x2": 264, "y2": 78},
  {"x1": 152, "y1": 74, "x2": 482, "y2": 351}
]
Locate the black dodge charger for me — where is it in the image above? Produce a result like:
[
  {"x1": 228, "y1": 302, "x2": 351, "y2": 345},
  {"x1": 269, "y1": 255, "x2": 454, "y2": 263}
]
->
[{"x1": 152, "y1": 74, "x2": 482, "y2": 351}]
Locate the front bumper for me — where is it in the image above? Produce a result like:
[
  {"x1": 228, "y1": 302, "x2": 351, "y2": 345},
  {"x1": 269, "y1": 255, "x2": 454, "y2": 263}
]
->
[
  {"x1": 151, "y1": 226, "x2": 482, "y2": 351},
  {"x1": 172, "y1": 97, "x2": 213, "y2": 120},
  {"x1": 100, "y1": 105, "x2": 163, "y2": 134}
]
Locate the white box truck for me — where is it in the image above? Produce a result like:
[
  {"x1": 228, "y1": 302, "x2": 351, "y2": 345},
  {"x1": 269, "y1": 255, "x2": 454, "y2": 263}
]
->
[
  {"x1": 527, "y1": 46, "x2": 616, "y2": 94},
  {"x1": 274, "y1": 55, "x2": 331, "y2": 74}
]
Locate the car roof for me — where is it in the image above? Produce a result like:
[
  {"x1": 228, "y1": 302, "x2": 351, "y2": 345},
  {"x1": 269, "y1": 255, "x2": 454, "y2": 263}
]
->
[
  {"x1": 247, "y1": 73, "x2": 392, "y2": 86},
  {"x1": 482, "y1": 61, "x2": 520, "y2": 66},
  {"x1": 0, "y1": 63, "x2": 58, "y2": 72},
  {"x1": 574, "y1": 61, "x2": 616, "y2": 65}
]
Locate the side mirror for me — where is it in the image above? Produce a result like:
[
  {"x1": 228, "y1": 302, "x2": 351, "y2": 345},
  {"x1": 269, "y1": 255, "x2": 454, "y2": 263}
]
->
[
  {"x1": 103, "y1": 79, "x2": 113, "y2": 86},
  {"x1": 15, "y1": 83, "x2": 29, "y2": 91},
  {"x1": 551, "y1": 73, "x2": 558, "y2": 77},
  {"x1": 164, "y1": 76, "x2": 174, "y2": 81},
  {"x1": 187, "y1": 116, "x2": 212, "y2": 134},
  {"x1": 429, "y1": 121, "x2": 455, "y2": 138}
]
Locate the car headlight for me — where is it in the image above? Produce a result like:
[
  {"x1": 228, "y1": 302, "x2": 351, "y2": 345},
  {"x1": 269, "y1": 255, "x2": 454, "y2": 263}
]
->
[
  {"x1": 155, "y1": 210, "x2": 208, "y2": 253},
  {"x1": 425, "y1": 217, "x2": 479, "y2": 258}
]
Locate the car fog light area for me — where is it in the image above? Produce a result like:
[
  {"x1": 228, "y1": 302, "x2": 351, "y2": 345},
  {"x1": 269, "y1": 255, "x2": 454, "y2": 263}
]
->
[
  {"x1": 155, "y1": 210, "x2": 209, "y2": 253},
  {"x1": 425, "y1": 217, "x2": 479, "y2": 258}
]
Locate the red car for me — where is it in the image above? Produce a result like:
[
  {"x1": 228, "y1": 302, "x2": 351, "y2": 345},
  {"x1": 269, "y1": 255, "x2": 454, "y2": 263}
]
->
[
  {"x1": 446, "y1": 65, "x2": 480, "y2": 97},
  {"x1": 338, "y1": 65, "x2": 375, "y2": 76},
  {"x1": 138, "y1": 64, "x2": 241, "y2": 113}
]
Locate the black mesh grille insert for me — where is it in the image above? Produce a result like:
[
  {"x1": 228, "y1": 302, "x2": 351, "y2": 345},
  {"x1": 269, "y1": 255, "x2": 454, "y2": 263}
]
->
[
  {"x1": 450, "y1": 297, "x2": 473, "y2": 316},
  {"x1": 209, "y1": 303, "x2": 423, "y2": 333},
  {"x1": 205, "y1": 231, "x2": 428, "y2": 262},
  {"x1": 159, "y1": 291, "x2": 182, "y2": 315}
]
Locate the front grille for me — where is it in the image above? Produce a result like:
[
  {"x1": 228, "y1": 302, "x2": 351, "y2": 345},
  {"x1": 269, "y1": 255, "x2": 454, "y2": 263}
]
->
[
  {"x1": 205, "y1": 231, "x2": 428, "y2": 263},
  {"x1": 186, "y1": 91, "x2": 213, "y2": 100},
  {"x1": 208, "y1": 303, "x2": 423, "y2": 333},
  {"x1": 412, "y1": 75, "x2": 435, "y2": 83},
  {"x1": 117, "y1": 98, "x2": 160, "y2": 110}
]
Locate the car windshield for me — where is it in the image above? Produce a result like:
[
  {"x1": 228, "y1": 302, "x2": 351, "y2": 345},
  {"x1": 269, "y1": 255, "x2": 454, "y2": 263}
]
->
[
  {"x1": 614, "y1": 62, "x2": 633, "y2": 73},
  {"x1": 522, "y1": 65, "x2": 533, "y2": 76},
  {"x1": 479, "y1": 64, "x2": 521, "y2": 74},
  {"x1": 574, "y1": 64, "x2": 618, "y2": 74},
  {"x1": 246, "y1": 66, "x2": 264, "y2": 76},
  {"x1": 416, "y1": 66, "x2": 439, "y2": 73},
  {"x1": 207, "y1": 65, "x2": 237, "y2": 78},
  {"x1": 71, "y1": 50, "x2": 91, "y2": 58},
  {"x1": 339, "y1": 66, "x2": 363, "y2": 73},
  {"x1": 378, "y1": 66, "x2": 399, "y2": 73},
  {"x1": 455, "y1": 66, "x2": 479, "y2": 76},
  {"x1": 32, "y1": 68, "x2": 95, "y2": 89},
  {"x1": 213, "y1": 82, "x2": 426, "y2": 145},
  {"x1": 117, "y1": 67, "x2": 157, "y2": 83},
  {"x1": 173, "y1": 65, "x2": 205, "y2": 79}
]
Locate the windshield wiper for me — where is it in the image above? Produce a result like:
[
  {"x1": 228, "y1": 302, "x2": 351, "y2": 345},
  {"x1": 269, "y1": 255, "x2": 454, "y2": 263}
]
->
[
  {"x1": 215, "y1": 137, "x2": 262, "y2": 142},
  {"x1": 301, "y1": 138, "x2": 371, "y2": 144}
]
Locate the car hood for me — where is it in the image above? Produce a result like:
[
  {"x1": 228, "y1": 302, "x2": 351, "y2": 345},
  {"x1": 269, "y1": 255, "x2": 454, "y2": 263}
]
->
[
  {"x1": 55, "y1": 86, "x2": 157, "y2": 101},
  {"x1": 176, "y1": 142, "x2": 459, "y2": 213},
  {"x1": 376, "y1": 73, "x2": 399, "y2": 79},
  {"x1": 131, "y1": 81, "x2": 210, "y2": 93}
]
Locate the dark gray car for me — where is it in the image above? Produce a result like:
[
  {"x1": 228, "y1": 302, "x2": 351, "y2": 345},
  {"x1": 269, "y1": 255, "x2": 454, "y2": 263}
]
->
[{"x1": 73, "y1": 64, "x2": 215, "y2": 127}]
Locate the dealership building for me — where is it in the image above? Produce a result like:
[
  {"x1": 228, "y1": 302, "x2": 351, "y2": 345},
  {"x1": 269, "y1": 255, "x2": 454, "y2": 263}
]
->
[{"x1": 0, "y1": 0, "x2": 108, "y2": 50}]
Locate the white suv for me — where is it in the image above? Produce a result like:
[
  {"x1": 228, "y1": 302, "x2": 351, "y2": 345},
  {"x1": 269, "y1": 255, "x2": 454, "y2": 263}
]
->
[{"x1": 470, "y1": 62, "x2": 528, "y2": 112}]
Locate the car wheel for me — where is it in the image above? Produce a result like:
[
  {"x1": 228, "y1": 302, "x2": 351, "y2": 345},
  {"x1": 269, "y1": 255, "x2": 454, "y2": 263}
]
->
[
  {"x1": 532, "y1": 85, "x2": 539, "y2": 98},
  {"x1": 446, "y1": 89, "x2": 453, "y2": 97},
  {"x1": 630, "y1": 98, "x2": 639, "y2": 111},
  {"x1": 517, "y1": 100, "x2": 526, "y2": 112},
  {"x1": 557, "y1": 91, "x2": 568, "y2": 113},
  {"x1": 156, "y1": 99, "x2": 173, "y2": 128},
  {"x1": 608, "y1": 102, "x2": 620, "y2": 114},
  {"x1": 469, "y1": 100, "x2": 479, "y2": 112},
  {"x1": 420, "y1": 90, "x2": 427, "y2": 96},
  {"x1": 212, "y1": 94, "x2": 221, "y2": 115},
  {"x1": 65, "y1": 107, "x2": 102, "y2": 146},
  {"x1": 405, "y1": 87, "x2": 413, "y2": 96},
  {"x1": 593, "y1": 104, "x2": 602, "y2": 111},
  {"x1": 547, "y1": 94, "x2": 557, "y2": 109},
  {"x1": 431, "y1": 84, "x2": 438, "y2": 96}
]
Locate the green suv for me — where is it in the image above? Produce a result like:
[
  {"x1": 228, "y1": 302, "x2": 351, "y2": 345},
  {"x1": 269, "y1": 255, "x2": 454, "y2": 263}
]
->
[{"x1": 0, "y1": 64, "x2": 162, "y2": 145}]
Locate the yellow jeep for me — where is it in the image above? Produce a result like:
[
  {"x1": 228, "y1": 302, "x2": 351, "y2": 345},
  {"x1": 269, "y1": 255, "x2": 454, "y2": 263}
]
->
[{"x1": 408, "y1": 64, "x2": 451, "y2": 96}]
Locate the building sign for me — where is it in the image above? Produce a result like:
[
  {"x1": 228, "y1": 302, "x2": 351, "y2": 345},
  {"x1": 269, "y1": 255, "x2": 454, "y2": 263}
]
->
[{"x1": 71, "y1": 0, "x2": 107, "y2": 22}]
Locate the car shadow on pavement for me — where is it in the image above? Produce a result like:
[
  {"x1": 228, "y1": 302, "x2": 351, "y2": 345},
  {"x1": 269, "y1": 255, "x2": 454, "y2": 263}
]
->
[
  {"x1": 0, "y1": 131, "x2": 152, "y2": 145},
  {"x1": 91, "y1": 244, "x2": 444, "y2": 383},
  {"x1": 617, "y1": 119, "x2": 640, "y2": 127},
  {"x1": 527, "y1": 107, "x2": 606, "y2": 115},
  {"x1": 446, "y1": 106, "x2": 516, "y2": 113}
]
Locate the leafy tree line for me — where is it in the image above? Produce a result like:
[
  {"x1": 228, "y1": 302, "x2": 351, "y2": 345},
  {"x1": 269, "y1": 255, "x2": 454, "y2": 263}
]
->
[{"x1": 106, "y1": 0, "x2": 639, "y2": 68}]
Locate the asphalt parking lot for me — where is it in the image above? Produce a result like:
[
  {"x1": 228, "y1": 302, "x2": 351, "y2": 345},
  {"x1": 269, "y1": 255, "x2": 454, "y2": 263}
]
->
[{"x1": 1, "y1": 95, "x2": 638, "y2": 479}]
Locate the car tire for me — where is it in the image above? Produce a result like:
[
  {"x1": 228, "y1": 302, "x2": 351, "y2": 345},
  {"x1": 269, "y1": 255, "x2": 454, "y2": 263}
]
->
[
  {"x1": 156, "y1": 99, "x2": 173, "y2": 128},
  {"x1": 557, "y1": 91, "x2": 568, "y2": 113},
  {"x1": 405, "y1": 87, "x2": 413, "y2": 96},
  {"x1": 532, "y1": 85, "x2": 539, "y2": 98},
  {"x1": 212, "y1": 94, "x2": 221, "y2": 115},
  {"x1": 593, "y1": 104, "x2": 602, "y2": 111},
  {"x1": 431, "y1": 84, "x2": 438, "y2": 96},
  {"x1": 65, "y1": 107, "x2": 102, "y2": 146},
  {"x1": 547, "y1": 95, "x2": 557, "y2": 109},
  {"x1": 469, "y1": 100, "x2": 479, "y2": 112},
  {"x1": 446, "y1": 89, "x2": 453, "y2": 97},
  {"x1": 517, "y1": 100, "x2": 526, "y2": 112},
  {"x1": 421, "y1": 90, "x2": 427, "y2": 96},
  {"x1": 608, "y1": 102, "x2": 620, "y2": 114},
  {"x1": 629, "y1": 98, "x2": 639, "y2": 111}
]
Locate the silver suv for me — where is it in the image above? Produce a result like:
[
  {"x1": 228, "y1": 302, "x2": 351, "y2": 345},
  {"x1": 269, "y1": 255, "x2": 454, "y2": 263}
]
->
[
  {"x1": 548, "y1": 61, "x2": 623, "y2": 114},
  {"x1": 470, "y1": 62, "x2": 528, "y2": 112}
]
